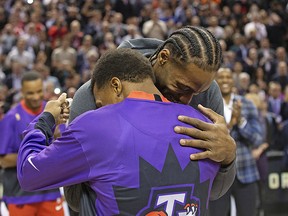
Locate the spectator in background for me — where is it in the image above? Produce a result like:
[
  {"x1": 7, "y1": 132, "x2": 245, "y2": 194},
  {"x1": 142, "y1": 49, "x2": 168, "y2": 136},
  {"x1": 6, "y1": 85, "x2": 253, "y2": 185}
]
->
[
  {"x1": 229, "y1": 33, "x2": 249, "y2": 63},
  {"x1": 69, "y1": 20, "x2": 84, "y2": 50},
  {"x1": 51, "y1": 35, "x2": 77, "y2": 86},
  {"x1": 0, "y1": 71, "x2": 65, "y2": 216},
  {"x1": 80, "y1": 0, "x2": 99, "y2": 23},
  {"x1": 66, "y1": 5, "x2": 82, "y2": 28},
  {"x1": 122, "y1": 24, "x2": 143, "y2": 41},
  {"x1": 266, "y1": 12, "x2": 287, "y2": 49},
  {"x1": 4, "y1": 60, "x2": 25, "y2": 92},
  {"x1": 243, "y1": 47, "x2": 259, "y2": 81},
  {"x1": 142, "y1": 10, "x2": 167, "y2": 40},
  {"x1": 258, "y1": 38, "x2": 275, "y2": 78},
  {"x1": 47, "y1": 14, "x2": 68, "y2": 49},
  {"x1": 33, "y1": 30, "x2": 53, "y2": 66},
  {"x1": 29, "y1": 12, "x2": 45, "y2": 33},
  {"x1": 5, "y1": 38, "x2": 35, "y2": 70},
  {"x1": 22, "y1": 22, "x2": 40, "y2": 48},
  {"x1": 98, "y1": 32, "x2": 117, "y2": 55},
  {"x1": 174, "y1": 0, "x2": 196, "y2": 26},
  {"x1": 0, "y1": 23, "x2": 17, "y2": 55},
  {"x1": 280, "y1": 85, "x2": 288, "y2": 122},
  {"x1": 110, "y1": 12, "x2": 127, "y2": 45},
  {"x1": 0, "y1": 7, "x2": 7, "y2": 30},
  {"x1": 271, "y1": 61, "x2": 288, "y2": 92},
  {"x1": 275, "y1": 46, "x2": 288, "y2": 65},
  {"x1": 83, "y1": 9, "x2": 102, "y2": 41},
  {"x1": 207, "y1": 16, "x2": 224, "y2": 40},
  {"x1": 232, "y1": 61, "x2": 244, "y2": 90},
  {"x1": 34, "y1": 63, "x2": 61, "y2": 92},
  {"x1": 79, "y1": 49, "x2": 99, "y2": 85},
  {"x1": 267, "y1": 81, "x2": 283, "y2": 124},
  {"x1": 76, "y1": 34, "x2": 99, "y2": 76},
  {"x1": 113, "y1": 0, "x2": 136, "y2": 23},
  {"x1": 244, "y1": 12, "x2": 267, "y2": 42},
  {"x1": 238, "y1": 72, "x2": 251, "y2": 95},
  {"x1": 253, "y1": 66, "x2": 268, "y2": 92},
  {"x1": 211, "y1": 67, "x2": 262, "y2": 216}
]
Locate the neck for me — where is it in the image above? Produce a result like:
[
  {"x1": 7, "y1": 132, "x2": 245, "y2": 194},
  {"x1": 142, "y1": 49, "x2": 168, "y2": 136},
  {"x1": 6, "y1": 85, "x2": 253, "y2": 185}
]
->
[{"x1": 123, "y1": 79, "x2": 163, "y2": 97}]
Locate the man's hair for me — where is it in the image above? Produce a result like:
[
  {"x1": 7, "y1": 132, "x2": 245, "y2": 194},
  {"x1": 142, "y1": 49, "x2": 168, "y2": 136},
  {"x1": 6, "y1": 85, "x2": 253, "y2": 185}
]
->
[
  {"x1": 150, "y1": 26, "x2": 222, "y2": 72},
  {"x1": 91, "y1": 48, "x2": 155, "y2": 90},
  {"x1": 21, "y1": 71, "x2": 42, "y2": 85}
]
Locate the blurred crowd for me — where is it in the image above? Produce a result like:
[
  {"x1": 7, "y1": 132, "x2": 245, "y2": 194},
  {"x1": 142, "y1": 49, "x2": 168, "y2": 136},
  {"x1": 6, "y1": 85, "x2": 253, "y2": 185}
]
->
[{"x1": 0, "y1": 0, "x2": 288, "y2": 163}]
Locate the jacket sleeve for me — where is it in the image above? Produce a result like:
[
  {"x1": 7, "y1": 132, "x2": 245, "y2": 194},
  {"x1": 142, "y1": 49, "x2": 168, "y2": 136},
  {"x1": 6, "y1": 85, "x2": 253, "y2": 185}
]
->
[
  {"x1": 234, "y1": 98, "x2": 263, "y2": 147},
  {"x1": 17, "y1": 113, "x2": 91, "y2": 192},
  {"x1": 191, "y1": 80, "x2": 236, "y2": 200},
  {"x1": 209, "y1": 160, "x2": 236, "y2": 200}
]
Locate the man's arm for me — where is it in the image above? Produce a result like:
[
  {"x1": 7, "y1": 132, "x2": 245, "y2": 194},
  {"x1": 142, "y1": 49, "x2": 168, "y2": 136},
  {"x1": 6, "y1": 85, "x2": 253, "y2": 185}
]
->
[
  {"x1": 18, "y1": 95, "x2": 90, "y2": 191},
  {"x1": 177, "y1": 80, "x2": 236, "y2": 199}
]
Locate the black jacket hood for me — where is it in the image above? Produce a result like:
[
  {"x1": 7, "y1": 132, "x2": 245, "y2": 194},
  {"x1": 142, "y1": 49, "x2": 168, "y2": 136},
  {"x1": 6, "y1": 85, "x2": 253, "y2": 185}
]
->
[{"x1": 118, "y1": 38, "x2": 164, "y2": 58}]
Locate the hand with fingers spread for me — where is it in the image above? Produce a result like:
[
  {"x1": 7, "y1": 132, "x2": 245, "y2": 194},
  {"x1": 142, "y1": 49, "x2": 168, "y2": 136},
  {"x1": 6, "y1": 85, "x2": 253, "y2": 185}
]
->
[
  {"x1": 174, "y1": 104, "x2": 236, "y2": 166},
  {"x1": 44, "y1": 93, "x2": 70, "y2": 125}
]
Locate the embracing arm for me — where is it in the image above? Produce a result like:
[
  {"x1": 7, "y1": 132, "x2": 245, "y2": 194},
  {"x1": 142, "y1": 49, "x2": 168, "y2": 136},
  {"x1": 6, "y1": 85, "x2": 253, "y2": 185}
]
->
[
  {"x1": 18, "y1": 94, "x2": 90, "y2": 191},
  {"x1": 176, "y1": 81, "x2": 236, "y2": 199},
  {"x1": 17, "y1": 113, "x2": 90, "y2": 191}
]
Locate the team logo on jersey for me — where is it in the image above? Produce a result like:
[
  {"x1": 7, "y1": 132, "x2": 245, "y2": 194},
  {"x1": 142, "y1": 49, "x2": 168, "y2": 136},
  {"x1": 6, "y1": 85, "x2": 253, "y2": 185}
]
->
[{"x1": 113, "y1": 145, "x2": 210, "y2": 216}]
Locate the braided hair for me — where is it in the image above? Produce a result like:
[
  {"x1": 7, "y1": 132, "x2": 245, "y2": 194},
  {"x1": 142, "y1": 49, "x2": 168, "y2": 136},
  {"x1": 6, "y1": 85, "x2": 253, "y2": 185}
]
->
[{"x1": 149, "y1": 26, "x2": 222, "y2": 72}]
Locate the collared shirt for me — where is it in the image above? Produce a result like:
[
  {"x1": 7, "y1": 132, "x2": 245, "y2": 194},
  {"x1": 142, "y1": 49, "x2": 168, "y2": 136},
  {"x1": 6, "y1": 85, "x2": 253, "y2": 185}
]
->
[{"x1": 223, "y1": 93, "x2": 235, "y2": 124}]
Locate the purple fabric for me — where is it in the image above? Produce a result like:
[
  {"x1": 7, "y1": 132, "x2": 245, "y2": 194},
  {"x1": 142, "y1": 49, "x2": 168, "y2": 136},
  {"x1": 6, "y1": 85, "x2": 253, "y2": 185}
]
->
[{"x1": 18, "y1": 97, "x2": 220, "y2": 215}]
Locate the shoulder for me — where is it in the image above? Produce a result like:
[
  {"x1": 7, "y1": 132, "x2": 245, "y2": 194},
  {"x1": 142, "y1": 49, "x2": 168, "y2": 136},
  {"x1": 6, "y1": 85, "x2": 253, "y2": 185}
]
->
[
  {"x1": 173, "y1": 102, "x2": 213, "y2": 123},
  {"x1": 71, "y1": 103, "x2": 118, "y2": 125},
  {"x1": 3, "y1": 104, "x2": 21, "y2": 118},
  {"x1": 69, "y1": 80, "x2": 96, "y2": 122},
  {"x1": 191, "y1": 80, "x2": 224, "y2": 116},
  {"x1": 118, "y1": 38, "x2": 163, "y2": 57}
]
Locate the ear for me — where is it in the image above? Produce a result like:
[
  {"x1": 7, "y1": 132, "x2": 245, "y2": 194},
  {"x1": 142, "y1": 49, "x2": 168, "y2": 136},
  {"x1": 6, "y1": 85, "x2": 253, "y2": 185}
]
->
[
  {"x1": 158, "y1": 49, "x2": 170, "y2": 65},
  {"x1": 110, "y1": 77, "x2": 123, "y2": 97}
]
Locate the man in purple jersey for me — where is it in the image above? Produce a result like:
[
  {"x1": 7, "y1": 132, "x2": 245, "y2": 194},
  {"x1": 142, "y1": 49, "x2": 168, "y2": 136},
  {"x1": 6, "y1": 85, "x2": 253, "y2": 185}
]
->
[
  {"x1": 0, "y1": 72, "x2": 64, "y2": 216},
  {"x1": 18, "y1": 49, "x2": 221, "y2": 215}
]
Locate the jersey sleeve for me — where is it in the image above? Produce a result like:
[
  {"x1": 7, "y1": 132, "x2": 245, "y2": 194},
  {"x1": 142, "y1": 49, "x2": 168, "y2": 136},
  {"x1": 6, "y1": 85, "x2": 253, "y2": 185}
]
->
[{"x1": 17, "y1": 120, "x2": 91, "y2": 192}]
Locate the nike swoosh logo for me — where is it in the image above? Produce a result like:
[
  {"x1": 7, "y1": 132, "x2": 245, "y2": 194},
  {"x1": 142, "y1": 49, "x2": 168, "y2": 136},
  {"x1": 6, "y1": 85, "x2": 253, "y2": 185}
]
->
[
  {"x1": 28, "y1": 156, "x2": 39, "y2": 171},
  {"x1": 55, "y1": 204, "x2": 63, "y2": 211}
]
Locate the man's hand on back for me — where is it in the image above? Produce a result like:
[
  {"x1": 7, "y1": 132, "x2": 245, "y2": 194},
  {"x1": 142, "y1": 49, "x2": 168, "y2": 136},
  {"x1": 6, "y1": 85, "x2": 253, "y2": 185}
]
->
[{"x1": 174, "y1": 104, "x2": 236, "y2": 166}]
